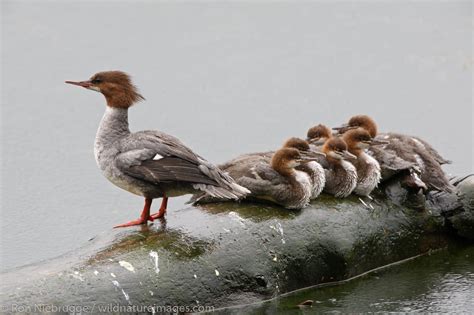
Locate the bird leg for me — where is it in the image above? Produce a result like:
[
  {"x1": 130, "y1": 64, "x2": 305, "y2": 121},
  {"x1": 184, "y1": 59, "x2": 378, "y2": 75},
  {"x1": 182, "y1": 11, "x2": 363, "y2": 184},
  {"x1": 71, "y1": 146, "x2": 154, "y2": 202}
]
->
[
  {"x1": 151, "y1": 197, "x2": 168, "y2": 219},
  {"x1": 114, "y1": 198, "x2": 154, "y2": 228}
]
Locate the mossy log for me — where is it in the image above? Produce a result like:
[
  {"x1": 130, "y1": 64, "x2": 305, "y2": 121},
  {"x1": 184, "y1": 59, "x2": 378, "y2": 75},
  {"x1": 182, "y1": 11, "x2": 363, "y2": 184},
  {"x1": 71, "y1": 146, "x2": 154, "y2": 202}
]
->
[{"x1": 1, "y1": 177, "x2": 473, "y2": 312}]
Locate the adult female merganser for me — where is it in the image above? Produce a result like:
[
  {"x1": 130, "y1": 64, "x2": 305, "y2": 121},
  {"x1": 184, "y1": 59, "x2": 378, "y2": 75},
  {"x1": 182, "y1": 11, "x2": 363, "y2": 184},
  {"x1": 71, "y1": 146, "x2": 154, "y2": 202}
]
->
[
  {"x1": 320, "y1": 137, "x2": 358, "y2": 198},
  {"x1": 223, "y1": 147, "x2": 320, "y2": 209},
  {"x1": 342, "y1": 128, "x2": 383, "y2": 196},
  {"x1": 217, "y1": 138, "x2": 326, "y2": 199},
  {"x1": 65, "y1": 71, "x2": 249, "y2": 227},
  {"x1": 334, "y1": 115, "x2": 452, "y2": 192}
]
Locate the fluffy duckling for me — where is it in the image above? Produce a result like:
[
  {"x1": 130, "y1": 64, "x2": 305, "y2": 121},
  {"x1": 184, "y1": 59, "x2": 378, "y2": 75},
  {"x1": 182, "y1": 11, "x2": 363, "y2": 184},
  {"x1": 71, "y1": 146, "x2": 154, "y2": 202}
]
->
[
  {"x1": 342, "y1": 128, "x2": 383, "y2": 196},
  {"x1": 219, "y1": 138, "x2": 326, "y2": 200},
  {"x1": 282, "y1": 138, "x2": 326, "y2": 199},
  {"x1": 229, "y1": 148, "x2": 322, "y2": 209},
  {"x1": 334, "y1": 115, "x2": 452, "y2": 192},
  {"x1": 321, "y1": 137, "x2": 358, "y2": 198},
  {"x1": 306, "y1": 124, "x2": 333, "y2": 148}
]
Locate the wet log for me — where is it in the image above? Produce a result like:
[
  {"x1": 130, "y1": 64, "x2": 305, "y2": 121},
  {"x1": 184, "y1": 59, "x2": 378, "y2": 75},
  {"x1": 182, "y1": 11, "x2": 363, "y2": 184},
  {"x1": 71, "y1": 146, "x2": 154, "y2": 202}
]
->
[
  {"x1": 1, "y1": 176, "x2": 473, "y2": 312},
  {"x1": 447, "y1": 175, "x2": 474, "y2": 241}
]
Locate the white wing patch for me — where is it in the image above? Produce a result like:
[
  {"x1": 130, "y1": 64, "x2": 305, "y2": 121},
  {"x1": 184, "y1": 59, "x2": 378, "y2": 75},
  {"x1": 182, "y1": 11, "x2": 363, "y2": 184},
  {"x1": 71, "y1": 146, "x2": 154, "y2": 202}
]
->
[{"x1": 153, "y1": 154, "x2": 164, "y2": 160}]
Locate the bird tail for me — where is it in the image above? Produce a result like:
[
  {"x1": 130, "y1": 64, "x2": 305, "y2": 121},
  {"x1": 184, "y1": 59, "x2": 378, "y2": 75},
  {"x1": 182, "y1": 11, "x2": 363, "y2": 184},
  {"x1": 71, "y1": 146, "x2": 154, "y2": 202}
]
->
[
  {"x1": 188, "y1": 182, "x2": 250, "y2": 204},
  {"x1": 185, "y1": 161, "x2": 250, "y2": 204}
]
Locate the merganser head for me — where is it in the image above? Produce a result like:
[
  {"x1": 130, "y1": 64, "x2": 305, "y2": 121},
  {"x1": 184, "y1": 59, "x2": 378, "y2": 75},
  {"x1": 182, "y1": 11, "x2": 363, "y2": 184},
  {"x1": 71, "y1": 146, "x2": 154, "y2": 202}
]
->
[
  {"x1": 306, "y1": 124, "x2": 332, "y2": 145},
  {"x1": 283, "y1": 137, "x2": 311, "y2": 152},
  {"x1": 65, "y1": 71, "x2": 144, "y2": 108},
  {"x1": 342, "y1": 128, "x2": 374, "y2": 155},
  {"x1": 283, "y1": 137, "x2": 326, "y2": 158},
  {"x1": 271, "y1": 148, "x2": 318, "y2": 175},
  {"x1": 333, "y1": 115, "x2": 378, "y2": 138},
  {"x1": 322, "y1": 137, "x2": 357, "y2": 163}
]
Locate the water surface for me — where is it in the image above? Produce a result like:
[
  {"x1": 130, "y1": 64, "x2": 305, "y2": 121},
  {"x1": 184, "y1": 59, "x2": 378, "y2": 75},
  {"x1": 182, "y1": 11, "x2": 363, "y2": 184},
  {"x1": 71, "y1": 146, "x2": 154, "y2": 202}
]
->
[{"x1": 226, "y1": 244, "x2": 474, "y2": 314}]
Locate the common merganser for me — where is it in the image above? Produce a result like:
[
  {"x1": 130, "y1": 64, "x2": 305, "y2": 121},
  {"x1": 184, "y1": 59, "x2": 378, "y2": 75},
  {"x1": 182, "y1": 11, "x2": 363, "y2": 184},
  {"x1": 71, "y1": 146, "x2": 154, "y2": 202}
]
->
[
  {"x1": 334, "y1": 115, "x2": 452, "y2": 192},
  {"x1": 306, "y1": 124, "x2": 332, "y2": 148},
  {"x1": 65, "y1": 71, "x2": 249, "y2": 227},
  {"x1": 281, "y1": 138, "x2": 326, "y2": 199},
  {"x1": 336, "y1": 115, "x2": 451, "y2": 165},
  {"x1": 226, "y1": 148, "x2": 320, "y2": 209},
  {"x1": 217, "y1": 138, "x2": 326, "y2": 199},
  {"x1": 320, "y1": 137, "x2": 358, "y2": 198},
  {"x1": 342, "y1": 128, "x2": 383, "y2": 196}
]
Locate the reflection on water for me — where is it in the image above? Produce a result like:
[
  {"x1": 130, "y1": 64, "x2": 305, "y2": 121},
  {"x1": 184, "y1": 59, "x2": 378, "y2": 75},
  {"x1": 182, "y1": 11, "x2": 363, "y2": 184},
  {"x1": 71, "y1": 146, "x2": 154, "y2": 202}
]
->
[
  {"x1": 87, "y1": 220, "x2": 215, "y2": 264},
  {"x1": 227, "y1": 244, "x2": 474, "y2": 314},
  {"x1": 195, "y1": 201, "x2": 297, "y2": 222}
]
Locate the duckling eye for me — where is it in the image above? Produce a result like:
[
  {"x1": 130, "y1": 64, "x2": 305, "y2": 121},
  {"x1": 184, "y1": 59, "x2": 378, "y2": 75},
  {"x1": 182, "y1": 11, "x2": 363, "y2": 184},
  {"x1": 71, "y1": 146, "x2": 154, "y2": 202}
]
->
[{"x1": 91, "y1": 79, "x2": 102, "y2": 84}]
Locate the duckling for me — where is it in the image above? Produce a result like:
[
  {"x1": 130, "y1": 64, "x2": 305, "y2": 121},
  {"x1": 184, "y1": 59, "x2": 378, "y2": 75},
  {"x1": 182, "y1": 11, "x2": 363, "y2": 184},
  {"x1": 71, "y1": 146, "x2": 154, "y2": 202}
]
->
[
  {"x1": 334, "y1": 115, "x2": 452, "y2": 192},
  {"x1": 219, "y1": 138, "x2": 326, "y2": 199},
  {"x1": 342, "y1": 128, "x2": 383, "y2": 196},
  {"x1": 336, "y1": 115, "x2": 451, "y2": 165},
  {"x1": 321, "y1": 137, "x2": 358, "y2": 198},
  {"x1": 306, "y1": 124, "x2": 333, "y2": 148},
  {"x1": 282, "y1": 138, "x2": 326, "y2": 199},
  {"x1": 225, "y1": 148, "x2": 322, "y2": 209}
]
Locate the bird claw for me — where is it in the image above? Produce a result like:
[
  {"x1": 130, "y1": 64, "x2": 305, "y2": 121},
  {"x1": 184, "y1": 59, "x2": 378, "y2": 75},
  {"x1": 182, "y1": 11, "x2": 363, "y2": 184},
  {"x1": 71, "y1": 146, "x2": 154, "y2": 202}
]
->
[
  {"x1": 150, "y1": 211, "x2": 166, "y2": 220},
  {"x1": 150, "y1": 206, "x2": 167, "y2": 220},
  {"x1": 114, "y1": 216, "x2": 154, "y2": 228}
]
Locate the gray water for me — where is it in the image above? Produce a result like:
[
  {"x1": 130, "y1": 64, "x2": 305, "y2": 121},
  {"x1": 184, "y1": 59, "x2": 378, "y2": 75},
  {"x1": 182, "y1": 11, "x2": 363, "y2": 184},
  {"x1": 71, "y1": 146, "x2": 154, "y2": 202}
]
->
[{"x1": 1, "y1": 0, "x2": 472, "y2": 311}]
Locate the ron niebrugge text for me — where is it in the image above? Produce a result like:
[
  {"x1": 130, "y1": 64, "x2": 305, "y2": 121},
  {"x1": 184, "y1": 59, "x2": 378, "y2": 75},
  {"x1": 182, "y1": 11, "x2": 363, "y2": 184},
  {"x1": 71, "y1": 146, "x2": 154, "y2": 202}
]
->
[{"x1": 2, "y1": 303, "x2": 215, "y2": 313}]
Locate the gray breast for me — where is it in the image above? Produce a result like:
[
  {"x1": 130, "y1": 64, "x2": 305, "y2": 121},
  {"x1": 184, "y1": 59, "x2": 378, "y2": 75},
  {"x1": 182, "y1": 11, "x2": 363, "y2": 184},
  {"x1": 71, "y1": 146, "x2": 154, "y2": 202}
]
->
[
  {"x1": 324, "y1": 161, "x2": 358, "y2": 198},
  {"x1": 352, "y1": 152, "x2": 381, "y2": 196}
]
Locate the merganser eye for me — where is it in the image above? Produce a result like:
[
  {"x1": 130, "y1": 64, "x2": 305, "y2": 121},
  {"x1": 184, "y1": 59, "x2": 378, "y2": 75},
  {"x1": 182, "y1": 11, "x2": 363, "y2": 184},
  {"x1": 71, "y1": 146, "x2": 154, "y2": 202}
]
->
[{"x1": 91, "y1": 79, "x2": 101, "y2": 84}]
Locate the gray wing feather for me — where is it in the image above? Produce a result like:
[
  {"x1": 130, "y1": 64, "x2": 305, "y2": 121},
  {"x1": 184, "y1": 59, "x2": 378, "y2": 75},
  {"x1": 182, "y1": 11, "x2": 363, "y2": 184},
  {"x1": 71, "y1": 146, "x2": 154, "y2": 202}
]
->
[
  {"x1": 236, "y1": 163, "x2": 288, "y2": 196},
  {"x1": 124, "y1": 157, "x2": 219, "y2": 185},
  {"x1": 368, "y1": 146, "x2": 416, "y2": 181},
  {"x1": 116, "y1": 131, "x2": 249, "y2": 199},
  {"x1": 382, "y1": 133, "x2": 451, "y2": 165},
  {"x1": 373, "y1": 134, "x2": 452, "y2": 192}
]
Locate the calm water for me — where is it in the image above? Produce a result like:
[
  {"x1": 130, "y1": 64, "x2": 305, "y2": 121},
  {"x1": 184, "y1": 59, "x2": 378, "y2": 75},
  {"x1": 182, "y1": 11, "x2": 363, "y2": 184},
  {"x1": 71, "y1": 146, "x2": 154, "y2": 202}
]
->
[
  {"x1": 1, "y1": 0, "x2": 472, "y2": 311},
  {"x1": 223, "y1": 244, "x2": 474, "y2": 314}
]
